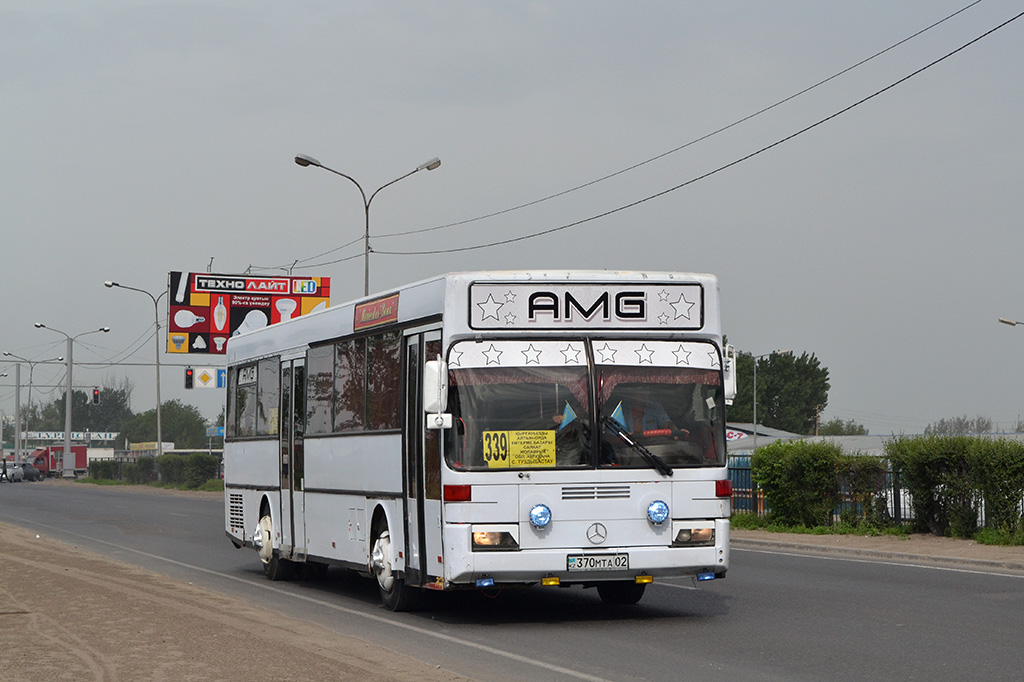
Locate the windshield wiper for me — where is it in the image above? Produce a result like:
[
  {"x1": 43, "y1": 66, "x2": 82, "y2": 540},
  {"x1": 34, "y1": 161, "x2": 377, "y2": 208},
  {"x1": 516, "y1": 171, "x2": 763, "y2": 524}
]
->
[{"x1": 600, "y1": 415, "x2": 673, "y2": 477}]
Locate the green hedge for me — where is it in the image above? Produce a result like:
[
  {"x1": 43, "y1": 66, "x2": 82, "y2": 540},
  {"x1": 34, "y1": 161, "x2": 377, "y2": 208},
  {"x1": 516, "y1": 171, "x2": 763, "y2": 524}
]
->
[
  {"x1": 155, "y1": 453, "x2": 219, "y2": 488},
  {"x1": 86, "y1": 454, "x2": 220, "y2": 489},
  {"x1": 752, "y1": 440, "x2": 844, "y2": 527},
  {"x1": 886, "y1": 436, "x2": 1024, "y2": 537},
  {"x1": 749, "y1": 436, "x2": 1024, "y2": 538}
]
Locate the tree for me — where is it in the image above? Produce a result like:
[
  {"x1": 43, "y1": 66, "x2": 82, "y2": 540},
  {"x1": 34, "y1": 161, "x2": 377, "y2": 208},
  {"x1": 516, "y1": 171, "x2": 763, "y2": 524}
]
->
[
  {"x1": 820, "y1": 418, "x2": 868, "y2": 436},
  {"x1": 924, "y1": 415, "x2": 993, "y2": 435},
  {"x1": 728, "y1": 350, "x2": 830, "y2": 435},
  {"x1": 27, "y1": 377, "x2": 135, "y2": 434},
  {"x1": 122, "y1": 399, "x2": 209, "y2": 449}
]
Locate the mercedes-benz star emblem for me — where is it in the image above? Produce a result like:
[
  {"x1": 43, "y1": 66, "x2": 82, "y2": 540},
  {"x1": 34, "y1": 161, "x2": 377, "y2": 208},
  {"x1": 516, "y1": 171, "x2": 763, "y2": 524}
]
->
[{"x1": 586, "y1": 522, "x2": 608, "y2": 545}]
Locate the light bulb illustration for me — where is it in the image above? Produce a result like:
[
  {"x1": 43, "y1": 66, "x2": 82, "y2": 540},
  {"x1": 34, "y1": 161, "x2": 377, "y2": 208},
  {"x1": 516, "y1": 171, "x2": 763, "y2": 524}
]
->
[
  {"x1": 174, "y1": 310, "x2": 206, "y2": 329},
  {"x1": 232, "y1": 309, "x2": 268, "y2": 336},
  {"x1": 192, "y1": 336, "x2": 207, "y2": 350},
  {"x1": 213, "y1": 337, "x2": 227, "y2": 352},
  {"x1": 275, "y1": 298, "x2": 297, "y2": 321},
  {"x1": 213, "y1": 296, "x2": 229, "y2": 332},
  {"x1": 171, "y1": 335, "x2": 186, "y2": 350}
]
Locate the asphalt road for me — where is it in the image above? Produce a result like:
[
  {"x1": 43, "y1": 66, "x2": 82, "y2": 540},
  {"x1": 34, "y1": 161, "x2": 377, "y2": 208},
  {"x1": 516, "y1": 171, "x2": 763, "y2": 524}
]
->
[{"x1": 2, "y1": 480, "x2": 1023, "y2": 681}]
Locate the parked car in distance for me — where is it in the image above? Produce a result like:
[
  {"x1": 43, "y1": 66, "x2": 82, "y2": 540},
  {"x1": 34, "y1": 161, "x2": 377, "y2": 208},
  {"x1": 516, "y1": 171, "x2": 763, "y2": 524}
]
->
[
  {"x1": 2, "y1": 462, "x2": 24, "y2": 482},
  {"x1": 18, "y1": 462, "x2": 42, "y2": 481}
]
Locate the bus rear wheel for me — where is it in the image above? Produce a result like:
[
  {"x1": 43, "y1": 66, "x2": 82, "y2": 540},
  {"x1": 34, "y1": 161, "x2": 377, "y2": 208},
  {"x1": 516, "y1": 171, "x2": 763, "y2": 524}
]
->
[
  {"x1": 256, "y1": 511, "x2": 295, "y2": 581},
  {"x1": 597, "y1": 581, "x2": 646, "y2": 605},
  {"x1": 370, "y1": 522, "x2": 418, "y2": 611}
]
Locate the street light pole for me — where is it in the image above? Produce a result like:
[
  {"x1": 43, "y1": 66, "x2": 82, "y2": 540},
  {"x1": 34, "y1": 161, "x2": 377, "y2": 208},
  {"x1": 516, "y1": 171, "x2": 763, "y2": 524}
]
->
[
  {"x1": 105, "y1": 281, "x2": 166, "y2": 459},
  {"x1": 294, "y1": 154, "x2": 441, "y2": 297},
  {"x1": 744, "y1": 349, "x2": 792, "y2": 451},
  {"x1": 34, "y1": 324, "x2": 110, "y2": 478},
  {"x1": 2, "y1": 352, "x2": 63, "y2": 461}
]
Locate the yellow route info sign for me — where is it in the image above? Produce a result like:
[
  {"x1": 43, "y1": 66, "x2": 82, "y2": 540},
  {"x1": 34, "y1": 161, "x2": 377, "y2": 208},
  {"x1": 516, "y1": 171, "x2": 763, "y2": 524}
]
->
[{"x1": 482, "y1": 430, "x2": 556, "y2": 468}]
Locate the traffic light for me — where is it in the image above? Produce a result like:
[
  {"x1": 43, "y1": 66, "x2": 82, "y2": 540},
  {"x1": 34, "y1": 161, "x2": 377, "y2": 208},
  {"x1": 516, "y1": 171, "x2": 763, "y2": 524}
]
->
[
  {"x1": 92, "y1": 387, "x2": 100, "y2": 405},
  {"x1": 185, "y1": 367, "x2": 194, "y2": 389}
]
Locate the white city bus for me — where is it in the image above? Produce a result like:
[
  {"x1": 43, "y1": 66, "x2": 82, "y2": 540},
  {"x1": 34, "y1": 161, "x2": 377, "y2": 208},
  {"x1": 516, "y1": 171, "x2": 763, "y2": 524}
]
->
[{"x1": 224, "y1": 271, "x2": 734, "y2": 609}]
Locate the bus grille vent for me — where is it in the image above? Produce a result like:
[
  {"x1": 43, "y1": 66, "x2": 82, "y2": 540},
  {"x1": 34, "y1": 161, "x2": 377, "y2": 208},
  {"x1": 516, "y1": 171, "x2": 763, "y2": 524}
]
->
[
  {"x1": 229, "y1": 493, "x2": 245, "y2": 529},
  {"x1": 562, "y1": 485, "x2": 630, "y2": 500}
]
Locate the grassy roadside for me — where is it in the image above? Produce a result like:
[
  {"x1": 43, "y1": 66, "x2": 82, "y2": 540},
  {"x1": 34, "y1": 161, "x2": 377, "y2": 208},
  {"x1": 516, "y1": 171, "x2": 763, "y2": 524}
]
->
[{"x1": 74, "y1": 477, "x2": 224, "y2": 493}]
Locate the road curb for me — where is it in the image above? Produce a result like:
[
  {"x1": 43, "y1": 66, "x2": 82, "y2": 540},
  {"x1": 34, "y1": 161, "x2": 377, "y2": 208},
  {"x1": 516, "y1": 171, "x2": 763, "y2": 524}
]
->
[{"x1": 732, "y1": 537, "x2": 1024, "y2": 574}]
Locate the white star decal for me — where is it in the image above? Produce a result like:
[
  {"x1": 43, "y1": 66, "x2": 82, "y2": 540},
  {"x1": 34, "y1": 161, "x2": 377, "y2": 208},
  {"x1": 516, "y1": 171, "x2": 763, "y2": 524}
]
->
[
  {"x1": 670, "y1": 293, "x2": 695, "y2": 320},
  {"x1": 658, "y1": 313, "x2": 670, "y2": 325},
  {"x1": 522, "y1": 344, "x2": 542, "y2": 364},
  {"x1": 635, "y1": 344, "x2": 655, "y2": 364},
  {"x1": 448, "y1": 349, "x2": 464, "y2": 367},
  {"x1": 561, "y1": 344, "x2": 582, "y2": 364},
  {"x1": 477, "y1": 294, "x2": 503, "y2": 321},
  {"x1": 504, "y1": 290, "x2": 517, "y2": 304},
  {"x1": 482, "y1": 344, "x2": 503, "y2": 365},
  {"x1": 596, "y1": 343, "x2": 617, "y2": 363},
  {"x1": 707, "y1": 349, "x2": 721, "y2": 369},
  {"x1": 658, "y1": 289, "x2": 670, "y2": 302},
  {"x1": 673, "y1": 345, "x2": 692, "y2": 365},
  {"x1": 504, "y1": 312, "x2": 518, "y2": 326}
]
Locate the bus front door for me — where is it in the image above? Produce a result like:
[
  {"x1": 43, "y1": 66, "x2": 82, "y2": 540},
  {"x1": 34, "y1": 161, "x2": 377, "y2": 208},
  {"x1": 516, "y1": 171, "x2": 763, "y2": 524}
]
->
[
  {"x1": 404, "y1": 332, "x2": 443, "y2": 586},
  {"x1": 279, "y1": 359, "x2": 306, "y2": 560}
]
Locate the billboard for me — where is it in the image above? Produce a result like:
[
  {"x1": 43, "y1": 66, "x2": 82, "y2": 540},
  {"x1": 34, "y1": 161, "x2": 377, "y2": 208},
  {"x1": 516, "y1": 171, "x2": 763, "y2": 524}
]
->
[{"x1": 167, "y1": 272, "x2": 330, "y2": 354}]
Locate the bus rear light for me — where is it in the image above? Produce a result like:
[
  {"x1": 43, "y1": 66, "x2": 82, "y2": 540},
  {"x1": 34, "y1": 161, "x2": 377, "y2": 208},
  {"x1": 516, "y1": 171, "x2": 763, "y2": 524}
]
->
[
  {"x1": 715, "y1": 479, "x2": 732, "y2": 497},
  {"x1": 444, "y1": 484, "x2": 472, "y2": 501}
]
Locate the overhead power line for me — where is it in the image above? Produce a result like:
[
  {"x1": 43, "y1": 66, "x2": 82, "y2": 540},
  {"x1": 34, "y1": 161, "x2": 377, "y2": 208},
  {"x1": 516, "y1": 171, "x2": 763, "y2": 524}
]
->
[
  {"x1": 372, "y1": 0, "x2": 985, "y2": 242},
  {"x1": 374, "y1": 7, "x2": 1024, "y2": 257}
]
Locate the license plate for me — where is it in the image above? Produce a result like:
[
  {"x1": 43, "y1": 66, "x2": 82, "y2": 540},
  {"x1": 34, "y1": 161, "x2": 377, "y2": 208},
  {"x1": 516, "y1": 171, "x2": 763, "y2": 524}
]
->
[{"x1": 566, "y1": 554, "x2": 629, "y2": 571}]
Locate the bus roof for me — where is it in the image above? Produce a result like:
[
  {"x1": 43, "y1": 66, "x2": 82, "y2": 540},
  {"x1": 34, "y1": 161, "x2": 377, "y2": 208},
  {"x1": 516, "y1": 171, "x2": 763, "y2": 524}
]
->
[{"x1": 226, "y1": 270, "x2": 721, "y2": 363}]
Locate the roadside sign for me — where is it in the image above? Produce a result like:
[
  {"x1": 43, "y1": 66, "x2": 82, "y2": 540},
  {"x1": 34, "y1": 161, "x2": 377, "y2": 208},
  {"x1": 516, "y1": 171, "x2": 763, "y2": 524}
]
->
[{"x1": 195, "y1": 368, "x2": 219, "y2": 389}]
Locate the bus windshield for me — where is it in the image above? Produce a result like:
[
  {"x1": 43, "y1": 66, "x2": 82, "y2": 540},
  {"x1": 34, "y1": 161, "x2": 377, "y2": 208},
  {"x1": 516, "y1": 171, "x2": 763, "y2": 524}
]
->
[
  {"x1": 445, "y1": 339, "x2": 725, "y2": 471},
  {"x1": 597, "y1": 365, "x2": 725, "y2": 469},
  {"x1": 448, "y1": 365, "x2": 591, "y2": 470}
]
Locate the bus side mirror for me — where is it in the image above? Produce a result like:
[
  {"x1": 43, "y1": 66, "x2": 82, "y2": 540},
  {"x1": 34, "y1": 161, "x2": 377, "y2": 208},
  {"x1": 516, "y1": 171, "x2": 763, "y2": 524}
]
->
[
  {"x1": 723, "y1": 345, "x2": 737, "y2": 406},
  {"x1": 423, "y1": 358, "x2": 451, "y2": 429}
]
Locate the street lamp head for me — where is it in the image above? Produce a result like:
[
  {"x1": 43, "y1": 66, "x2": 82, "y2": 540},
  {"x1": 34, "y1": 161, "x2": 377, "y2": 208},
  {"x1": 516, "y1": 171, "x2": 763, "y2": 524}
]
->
[
  {"x1": 294, "y1": 154, "x2": 321, "y2": 168},
  {"x1": 34, "y1": 323, "x2": 45, "y2": 329},
  {"x1": 999, "y1": 317, "x2": 1019, "y2": 327},
  {"x1": 418, "y1": 157, "x2": 441, "y2": 172},
  {"x1": 100, "y1": 327, "x2": 110, "y2": 333},
  {"x1": 104, "y1": 281, "x2": 117, "y2": 288}
]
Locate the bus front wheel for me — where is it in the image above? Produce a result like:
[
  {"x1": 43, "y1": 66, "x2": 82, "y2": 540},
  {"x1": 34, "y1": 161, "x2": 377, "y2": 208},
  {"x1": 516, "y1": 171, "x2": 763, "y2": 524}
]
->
[
  {"x1": 370, "y1": 521, "x2": 418, "y2": 611},
  {"x1": 257, "y1": 511, "x2": 294, "y2": 581}
]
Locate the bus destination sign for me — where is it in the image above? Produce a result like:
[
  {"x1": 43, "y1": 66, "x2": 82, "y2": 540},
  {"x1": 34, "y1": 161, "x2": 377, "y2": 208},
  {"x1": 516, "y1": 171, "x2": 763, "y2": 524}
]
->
[{"x1": 468, "y1": 282, "x2": 704, "y2": 330}]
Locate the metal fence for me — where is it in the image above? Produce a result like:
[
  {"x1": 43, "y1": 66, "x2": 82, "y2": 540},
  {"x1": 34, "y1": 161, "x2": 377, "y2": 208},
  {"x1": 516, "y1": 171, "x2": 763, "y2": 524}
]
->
[{"x1": 728, "y1": 456, "x2": 915, "y2": 523}]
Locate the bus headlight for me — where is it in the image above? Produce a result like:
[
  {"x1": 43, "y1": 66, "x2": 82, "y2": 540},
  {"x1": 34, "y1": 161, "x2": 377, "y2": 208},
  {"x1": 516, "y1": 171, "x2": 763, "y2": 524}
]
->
[
  {"x1": 529, "y1": 504, "x2": 552, "y2": 529},
  {"x1": 647, "y1": 500, "x2": 670, "y2": 525},
  {"x1": 672, "y1": 524, "x2": 715, "y2": 547},
  {"x1": 472, "y1": 530, "x2": 520, "y2": 551}
]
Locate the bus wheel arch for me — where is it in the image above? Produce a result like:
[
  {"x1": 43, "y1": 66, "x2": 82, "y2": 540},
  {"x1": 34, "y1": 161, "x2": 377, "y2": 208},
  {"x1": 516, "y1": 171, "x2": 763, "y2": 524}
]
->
[
  {"x1": 257, "y1": 497, "x2": 294, "y2": 581},
  {"x1": 369, "y1": 506, "x2": 418, "y2": 611}
]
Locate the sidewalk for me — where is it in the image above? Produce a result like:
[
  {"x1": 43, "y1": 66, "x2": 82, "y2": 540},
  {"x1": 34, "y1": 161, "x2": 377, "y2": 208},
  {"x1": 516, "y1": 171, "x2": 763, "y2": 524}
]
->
[{"x1": 732, "y1": 528, "x2": 1024, "y2": 573}]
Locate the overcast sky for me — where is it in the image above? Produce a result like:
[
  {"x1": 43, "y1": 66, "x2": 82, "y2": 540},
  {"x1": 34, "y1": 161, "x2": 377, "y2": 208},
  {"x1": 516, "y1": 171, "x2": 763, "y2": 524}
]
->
[{"x1": 3, "y1": 1, "x2": 1023, "y2": 435}]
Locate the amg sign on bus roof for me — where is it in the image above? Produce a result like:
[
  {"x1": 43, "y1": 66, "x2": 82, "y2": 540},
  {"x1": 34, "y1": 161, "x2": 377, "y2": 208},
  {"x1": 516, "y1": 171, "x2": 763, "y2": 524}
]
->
[{"x1": 469, "y1": 282, "x2": 704, "y2": 330}]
